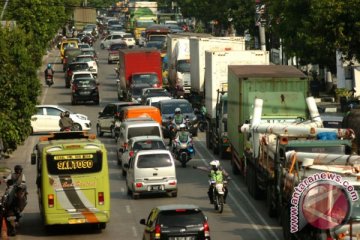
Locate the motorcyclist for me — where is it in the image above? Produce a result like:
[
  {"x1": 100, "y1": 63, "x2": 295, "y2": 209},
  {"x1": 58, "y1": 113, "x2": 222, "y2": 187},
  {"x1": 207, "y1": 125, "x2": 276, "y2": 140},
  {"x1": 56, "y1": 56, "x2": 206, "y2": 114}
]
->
[
  {"x1": 44, "y1": 64, "x2": 54, "y2": 83},
  {"x1": 208, "y1": 160, "x2": 229, "y2": 204},
  {"x1": 5, "y1": 165, "x2": 27, "y2": 233},
  {"x1": 172, "y1": 108, "x2": 185, "y2": 125},
  {"x1": 172, "y1": 123, "x2": 192, "y2": 152},
  {"x1": 194, "y1": 160, "x2": 230, "y2": 204},
  {"x1": 59, "y1": 111, "x2": 74, "y2": 131},
  {"x1": 91, "y1": 27, "x2": 97, "y2": 38}
]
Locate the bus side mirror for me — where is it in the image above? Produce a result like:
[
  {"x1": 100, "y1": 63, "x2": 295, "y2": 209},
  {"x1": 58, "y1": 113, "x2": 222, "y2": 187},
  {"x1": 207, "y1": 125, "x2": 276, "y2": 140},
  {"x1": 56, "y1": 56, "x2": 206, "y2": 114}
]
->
[{"x1": 31, "y1": 153, "x2": 36, "y2": 165}]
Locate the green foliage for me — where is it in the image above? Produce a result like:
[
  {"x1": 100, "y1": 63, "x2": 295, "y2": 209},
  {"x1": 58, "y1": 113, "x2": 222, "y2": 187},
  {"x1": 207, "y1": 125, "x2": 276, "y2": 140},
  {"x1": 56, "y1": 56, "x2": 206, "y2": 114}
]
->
[
  {"x1": 0, "y1": 0, "x2": 77, "y2": 152},
  {"x1": 176, "y1": 0, "x2": 256, "y2": 36},
  {"x1": 266, "y1": 0, "x2": 360, "y2": 71},
  {"x1": 0, "y1": 28, "x2": 40, "y2": 151}
]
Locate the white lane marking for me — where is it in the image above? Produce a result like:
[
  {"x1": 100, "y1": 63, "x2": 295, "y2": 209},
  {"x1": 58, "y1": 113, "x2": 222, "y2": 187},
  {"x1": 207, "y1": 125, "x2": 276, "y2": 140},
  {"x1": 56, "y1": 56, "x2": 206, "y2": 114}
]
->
[
  {"x1": 126, "y1": 205, "x2": 131, "y2": 214},
  {"x1": 132, "y1": 226, "x2": 138, "y2": 238},
  {"x1": 196, "y1": 140, "x2": 281, "y2": 240},
  {"x1": 121, "y1": 187, "x2": 125, "y2": 194},
  {"x1": 40, "y1": 86, "x2": 48, "y2": 104}
]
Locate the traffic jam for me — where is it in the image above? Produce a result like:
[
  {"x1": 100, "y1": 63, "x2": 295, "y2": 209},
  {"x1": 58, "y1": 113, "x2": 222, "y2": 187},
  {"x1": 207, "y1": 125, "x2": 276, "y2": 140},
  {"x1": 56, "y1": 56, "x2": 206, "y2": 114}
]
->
[{"x1": 1, "y1": 2, "x2": 360, "y2": 240}]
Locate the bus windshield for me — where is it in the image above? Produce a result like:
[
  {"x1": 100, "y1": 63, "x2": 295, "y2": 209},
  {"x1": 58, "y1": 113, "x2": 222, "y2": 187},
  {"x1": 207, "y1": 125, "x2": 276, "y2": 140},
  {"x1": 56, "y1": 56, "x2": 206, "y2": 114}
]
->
[{"x1": 47, "y1": 152, "x2": 103, "y2": 175}]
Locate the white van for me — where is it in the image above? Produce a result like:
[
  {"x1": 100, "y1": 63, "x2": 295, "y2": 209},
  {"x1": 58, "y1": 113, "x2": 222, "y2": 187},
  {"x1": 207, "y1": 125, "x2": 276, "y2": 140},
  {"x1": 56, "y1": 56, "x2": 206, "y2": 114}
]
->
[
  {"x1": 125, "y1": 149, "x2": 177, "y2": 199},
  {"x1": 117, "y1": 119, "x2": 163, "y2": 160}
]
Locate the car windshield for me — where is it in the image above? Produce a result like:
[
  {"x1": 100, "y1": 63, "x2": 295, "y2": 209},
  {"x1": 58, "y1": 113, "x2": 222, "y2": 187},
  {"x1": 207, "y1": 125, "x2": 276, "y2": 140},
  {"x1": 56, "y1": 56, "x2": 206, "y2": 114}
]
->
[
  {"x1": 70, "y1": 63, "x2": 89, "y2": 71},
  {"x1": 158, "y1": 210, "x2": 204, "y2": 227},
  {"x1": 146, "y1": 41, "x2": 164, "y2": 50},
  {"x1": 123, "y1": 34, "x2": 133, "y2": 39},
  {"x1": 76, "y1": 56, "x2": 94, "y2": 62},
  {"x1": 74, "y1": 73, "x2": 92, "y2": 79},
  {"x1": 73, "y1": 79, "x2": 96, "y2": 87},
  {"x1": 110, "y1": 44, "x2": 127, "y2": 50},
  {"x1": 79, "y1": 44, "x2": 90, "y2": 49},
  {"x1": 177, "y1": 60, "x2": 190, "y2": 73},
  {"x1": 137, "y1": 153, "x2": 172, "y2": 168},
  {"x1": 149, "y1": 36, "x2": 166, "y2": 42},
  {"x1": 161, "y1": 102, "x2": 193, "y2": 115},
  {"x1": 136, "y1": 20, "x2": 154, "y2": 28},
  {"x1": 128, "y1": 126, "x2": 161, "y2": 139},
  {"x1": 132, "y1": 74, "x2": 159, "y2": 85},
  {"x1": 133, "y1": 140, "x2": 166, "y2": 151},
  {"x1": 131, "y1": 87, "x2": 146, "y2": 97}
]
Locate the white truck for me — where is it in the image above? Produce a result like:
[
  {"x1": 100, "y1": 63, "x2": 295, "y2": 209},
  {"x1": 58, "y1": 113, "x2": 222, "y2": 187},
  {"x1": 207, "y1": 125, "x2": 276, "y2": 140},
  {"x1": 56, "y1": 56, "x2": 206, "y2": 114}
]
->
[
  {"x1": 167, "y1": 33, "x2": 211, "y2": 98},
  {"x1": 205, "y1": 50, "x2": 270, "y2": 158},
  {"x1": 189, "y1": 37, "x2": 246, "y2": 98}
]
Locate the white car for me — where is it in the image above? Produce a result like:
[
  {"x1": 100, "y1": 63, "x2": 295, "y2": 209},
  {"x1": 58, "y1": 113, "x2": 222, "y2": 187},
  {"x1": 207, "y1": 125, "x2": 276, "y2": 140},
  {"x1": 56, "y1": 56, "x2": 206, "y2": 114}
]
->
[
  {"x1": 100, "y1": 34, "x2": 126, "y2": 49},
  {"x1": 31, "y1": 105, "x2": 91, "y2": 133},
  {"x1": 75, "y1": 54, "x2": 98, "y2": 77},
  {"x1": 145, "y1": 96, "x2": 172, "y2": 108},
  {"x1": 120, "y1": 33, "x2": 136, "y2": 48},
  {"x1": 71, "y1": 71, "x2": 95, "y2": 85},
  {"x1": 107, "y1": 24, "x2": 125, "y2": 35},
  {"x1": 120, "y1": 136, "x2": 167, "y2": 176}
]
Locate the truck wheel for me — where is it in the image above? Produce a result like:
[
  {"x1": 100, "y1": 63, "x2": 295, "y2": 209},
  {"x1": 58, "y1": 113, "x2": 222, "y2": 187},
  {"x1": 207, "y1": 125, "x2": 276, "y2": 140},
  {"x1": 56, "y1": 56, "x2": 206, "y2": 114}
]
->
[
  {"x1": 231, "y1": 158, "x2": 240, "y2": 175},
  {"x1": 213, "y1": 144, "x2": 219, "y2": 155},
  {"x1": 248, "y1": 164, "x2": 262, "y2": 200},
  {"x1": 282, "y1": 205, "x2": 297, "y2": 240},
  {"x1": 266, "y1": 185, "x2": 277, "y2": 218},
  {"x1": 206, "y1": 131, "x2": 212, "y2": 149}
]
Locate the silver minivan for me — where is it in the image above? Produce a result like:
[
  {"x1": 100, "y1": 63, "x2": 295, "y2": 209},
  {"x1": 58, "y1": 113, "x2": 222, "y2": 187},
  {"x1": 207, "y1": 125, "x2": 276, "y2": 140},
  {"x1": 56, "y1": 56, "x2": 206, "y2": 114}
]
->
[
  {"x1": 116, "y1": 119, "x2": 163, "y2": 160},
  {"x1": 124, "y1": 149, "x2": 177, "y2": 199}
]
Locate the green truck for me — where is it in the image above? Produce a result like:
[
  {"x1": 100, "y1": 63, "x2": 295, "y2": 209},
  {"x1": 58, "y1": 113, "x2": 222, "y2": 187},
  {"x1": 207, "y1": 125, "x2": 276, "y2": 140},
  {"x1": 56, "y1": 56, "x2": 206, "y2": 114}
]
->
[
  {"x1": 125, "y1": 1, "x2": 157, "y2": 44},
  {"x1": 228, "y1": 65, "x2": 309, "y2": 175}
]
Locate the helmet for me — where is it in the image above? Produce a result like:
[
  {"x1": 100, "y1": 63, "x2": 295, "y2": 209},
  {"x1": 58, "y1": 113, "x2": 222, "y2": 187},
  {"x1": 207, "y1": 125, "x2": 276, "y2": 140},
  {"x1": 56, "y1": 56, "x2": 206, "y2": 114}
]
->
[
  {"x1": 47, "y1": 64, "x2": 51, "y2": 69},
  {"x1": 14, "y1": 165, "x2": 23, "y2": 172},
  {"x1": 210, "y1": 160, "x2": 220, "y2": 170},
  {"x1": 179, "y1": 123, "x2": 186, "y2": 130},
  {"x1": 175, "y1": 108, "x2": 181, "y2": 114},
  {"x1": 65, "y1": 111, "x2": 70, "y2": 117}
]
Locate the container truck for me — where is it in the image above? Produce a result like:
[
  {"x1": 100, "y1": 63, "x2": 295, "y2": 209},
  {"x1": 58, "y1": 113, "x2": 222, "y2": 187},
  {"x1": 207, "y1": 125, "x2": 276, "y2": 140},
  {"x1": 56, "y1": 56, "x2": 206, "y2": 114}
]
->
[
  {"x1": 204, "y1": 50, "x2": 270, "y2": 158},
  {"x1": 73, "y1": 7, "x2": 97, "y2": 31},
  {"x1": 116, "y1": 48, "x2": 162, "y2": 101},
  {"x1": 241, "y1": 97, "x2": 356, "y2": 240},
  {"x1": 166, "y1": 33, "x2": 212, "y2": 98},
  {"x1": 189, "y1": 37, "x2": 245, "y2": 99},
  {"x1": 227, "y1": 65, "x2": 309, "y2": 175}
]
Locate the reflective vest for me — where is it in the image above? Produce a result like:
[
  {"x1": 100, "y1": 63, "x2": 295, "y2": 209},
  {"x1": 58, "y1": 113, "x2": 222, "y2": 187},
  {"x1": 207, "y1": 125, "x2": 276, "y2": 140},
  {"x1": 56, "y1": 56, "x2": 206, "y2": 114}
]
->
[
  {"x1": 210, "y1": 170, "x2": 223, "y2": 183},
  {"x1": 174, "y1": 114, "x2": 184, "y2": 124}
]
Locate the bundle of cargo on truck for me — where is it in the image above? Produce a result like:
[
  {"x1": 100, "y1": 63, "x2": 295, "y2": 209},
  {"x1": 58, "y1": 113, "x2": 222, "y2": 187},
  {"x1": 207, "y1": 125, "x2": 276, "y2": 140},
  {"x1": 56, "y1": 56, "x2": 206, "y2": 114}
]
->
[{"x1": 242, "y1": 97, "x2": 357, "y2": 240}]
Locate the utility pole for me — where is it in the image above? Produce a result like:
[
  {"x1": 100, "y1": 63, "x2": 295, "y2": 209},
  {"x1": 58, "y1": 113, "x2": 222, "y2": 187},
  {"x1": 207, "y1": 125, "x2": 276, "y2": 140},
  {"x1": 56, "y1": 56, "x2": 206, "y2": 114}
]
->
[
  {"x1": 255, "y1": 0, "x2": 266, "y2": 51},
  {"x1": 0, "y1": 0, "x2": 10, "y2": 21}
]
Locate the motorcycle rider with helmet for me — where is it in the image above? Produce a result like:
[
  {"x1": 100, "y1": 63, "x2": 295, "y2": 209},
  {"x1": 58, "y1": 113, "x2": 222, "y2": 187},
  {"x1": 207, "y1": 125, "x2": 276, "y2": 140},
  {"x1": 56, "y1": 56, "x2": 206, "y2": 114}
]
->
[
  {"x1": 194, "y1": 160, "x2": 230, "y2": 204},
  {"x1": 59, "y1": 111, "x2": 74, "y2": 131},
  {"x1": 4, "y1": 165, "x2": 28, "y2": 235},
  {"x1": 172, "y1": 123, "x2": 192, "y2": 152},
  {"x1": 172, "y1": 108, "x2": 185, "y2": 125},
  {"x1": 44, "y1": 64, "x2": 54, "y2": 84}
]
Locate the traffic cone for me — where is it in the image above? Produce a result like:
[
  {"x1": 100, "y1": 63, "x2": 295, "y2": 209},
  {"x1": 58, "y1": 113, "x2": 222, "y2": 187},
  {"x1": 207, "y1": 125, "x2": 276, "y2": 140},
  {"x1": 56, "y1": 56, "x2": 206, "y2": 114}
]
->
[{"x1": 1, "y1": 217, "x2": 8, "y2": 239}]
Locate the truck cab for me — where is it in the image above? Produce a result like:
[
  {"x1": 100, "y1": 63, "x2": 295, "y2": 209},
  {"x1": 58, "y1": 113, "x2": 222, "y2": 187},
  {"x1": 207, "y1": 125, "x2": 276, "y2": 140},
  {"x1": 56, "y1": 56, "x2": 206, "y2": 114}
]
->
[{"x1": 206, "y1": 90, "x2": 229, "y2": 159}]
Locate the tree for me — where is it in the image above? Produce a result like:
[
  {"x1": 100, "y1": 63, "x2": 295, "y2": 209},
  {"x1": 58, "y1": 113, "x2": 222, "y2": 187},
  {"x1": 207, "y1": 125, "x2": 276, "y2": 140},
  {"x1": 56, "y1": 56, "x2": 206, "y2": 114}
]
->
[
  {"x1": 0, "y1": 28, "x2": 41, "y2": 151},
  {"x1": 176, "y1": 0, "x2": 256, "y2": 36},
  {"x1": 265, "y1": 0, "x2": 360, "y2": 72}
]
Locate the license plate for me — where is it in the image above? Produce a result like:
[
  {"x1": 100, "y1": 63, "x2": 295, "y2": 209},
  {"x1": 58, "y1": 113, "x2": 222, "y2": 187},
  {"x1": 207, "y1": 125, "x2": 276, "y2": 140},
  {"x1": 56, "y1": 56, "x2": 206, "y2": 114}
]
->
[
  {"x1": 226, "y1": 147, "x2": 231, "y2": 152},
  {"x1": 148, "y1": 185, "x2": 163, "y2": 191},
  {"x1": 68, "y1": 218, "x2": 86, "y2": 224},
  {"x1": 80, "y1": 91, "x2": 90, "y2": 95},
  {"x1": 169, "y1": 237, "x2": 196, "y2": 240}
]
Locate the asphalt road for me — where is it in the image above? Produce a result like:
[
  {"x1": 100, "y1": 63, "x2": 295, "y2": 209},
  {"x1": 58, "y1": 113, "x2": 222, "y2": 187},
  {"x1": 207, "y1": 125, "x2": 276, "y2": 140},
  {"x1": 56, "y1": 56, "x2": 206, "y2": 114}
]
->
[{"x1": 0, "y1": 40, "x2": 284, "y2": 239}]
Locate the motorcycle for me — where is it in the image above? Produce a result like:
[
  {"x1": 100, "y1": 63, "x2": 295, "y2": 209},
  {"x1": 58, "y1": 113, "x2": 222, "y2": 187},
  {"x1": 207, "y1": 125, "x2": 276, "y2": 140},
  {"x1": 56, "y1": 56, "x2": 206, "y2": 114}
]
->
[
  {"x1": 194, "y1": 108, "x2": 207, "y2": 132},
  {"x1": 0, "y1": 179, "x2": 27, "y2": 236},
  {"x1": 210, "y1": 179, "x2": 228, "y2": 213},
  {"x1": 45, "y1": 74, "x2": 54, "y2": 87},
  {"x1": 172, "y1": 132, "x2": 195, "y2": 168}
]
